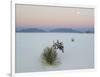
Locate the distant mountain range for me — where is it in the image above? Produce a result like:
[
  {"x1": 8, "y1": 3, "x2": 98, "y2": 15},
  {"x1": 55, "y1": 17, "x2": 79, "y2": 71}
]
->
[
  {"x1": 16, "y1": 28, "x2": 94, "y2": 33},
  {"x1": 50, "y1": 28, "x2": 81, "y2": 33},
  {"x1": 16, "y1": 28, "x2": 45, "y2": 32}
]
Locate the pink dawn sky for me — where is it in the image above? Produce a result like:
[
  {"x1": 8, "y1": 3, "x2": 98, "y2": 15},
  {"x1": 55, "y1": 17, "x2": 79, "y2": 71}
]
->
[{"x1": 15, "y1": 4, "x2": 94, "y2": 28}]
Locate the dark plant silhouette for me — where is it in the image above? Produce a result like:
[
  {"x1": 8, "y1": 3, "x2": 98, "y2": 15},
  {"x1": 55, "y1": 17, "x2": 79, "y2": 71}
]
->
[
  {"x1": 71, "y1": 38, "x2": 75, "y2": 42},
  {"x1": 52, "y1": 40, "x2": 64, "y2": 53}
]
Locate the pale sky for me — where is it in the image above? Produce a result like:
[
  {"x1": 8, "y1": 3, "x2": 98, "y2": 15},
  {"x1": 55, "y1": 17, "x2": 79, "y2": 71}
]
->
[{"x1": 16, "y1": 4, "x2": 94, "y2": 28}]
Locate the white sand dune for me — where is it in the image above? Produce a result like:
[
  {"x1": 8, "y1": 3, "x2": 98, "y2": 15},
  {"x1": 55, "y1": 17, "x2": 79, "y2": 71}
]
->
[{"x1": 15, "y1": 33, "x2": 94, "y2": 73}]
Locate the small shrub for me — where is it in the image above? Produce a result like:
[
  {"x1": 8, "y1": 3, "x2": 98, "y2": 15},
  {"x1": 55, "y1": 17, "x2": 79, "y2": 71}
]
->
[
  {"x1": 71, "y1": 38, "x2": 75, "y2": 42},
  {"x1": 42, "y1": 47, "x2": 59, "y2": 65}
]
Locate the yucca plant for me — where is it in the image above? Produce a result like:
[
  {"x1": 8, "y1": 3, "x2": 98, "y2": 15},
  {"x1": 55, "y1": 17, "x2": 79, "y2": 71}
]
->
[{"x1": 42, "y1": 47, "x2": 59, "y2": 65}]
